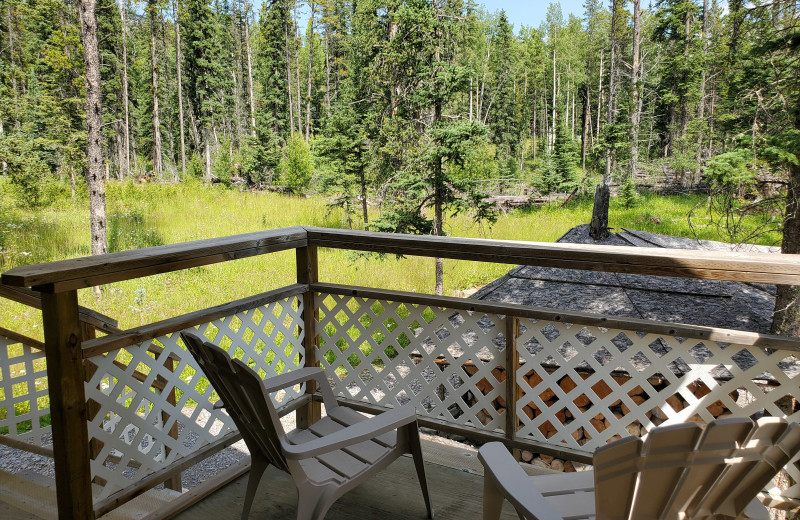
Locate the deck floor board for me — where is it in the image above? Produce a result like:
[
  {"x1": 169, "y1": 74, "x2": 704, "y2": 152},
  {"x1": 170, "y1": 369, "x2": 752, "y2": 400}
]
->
[{"x1": 175, "y1": 454, "x2": 521, "y2": 520}]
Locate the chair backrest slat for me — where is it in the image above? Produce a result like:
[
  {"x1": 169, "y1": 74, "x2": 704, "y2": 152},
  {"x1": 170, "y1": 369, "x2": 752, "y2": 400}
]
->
[
  {"x1": 693, "y1": 418, "x2": 799, "y2": 518},
  {"x1": 663, "y1": 418, "x2": 754, "y2": 519},
  {"x1": 181, "y1": 331, "x2": 289, "y2": 471},
  {"x1": 627, "y1": 423, "x2": 702, "y2": 520},
  {"x1": 592, "y1": 416, "x2": 799, "y2": 520},
  {"x1": 593, "y1": 437, "x2": 642, "y2": 520}
]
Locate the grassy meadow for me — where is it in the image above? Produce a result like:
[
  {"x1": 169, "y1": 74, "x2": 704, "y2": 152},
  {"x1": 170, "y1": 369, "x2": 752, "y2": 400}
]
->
[{"x1": 0, "y1": 178, "x2": 781, "y2": 341}]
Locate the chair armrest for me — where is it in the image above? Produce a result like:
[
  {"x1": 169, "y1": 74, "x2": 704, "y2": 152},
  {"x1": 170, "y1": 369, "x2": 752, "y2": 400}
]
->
[
  {"x1": 477, "y1": 442, "x2": 564, "y2": 520},
  {"x1": 281, "y1": 406, "x2": 417, "y2": 459},
  {"x1": 260, "y1": 367, "x2": 324, "y2": 393}
]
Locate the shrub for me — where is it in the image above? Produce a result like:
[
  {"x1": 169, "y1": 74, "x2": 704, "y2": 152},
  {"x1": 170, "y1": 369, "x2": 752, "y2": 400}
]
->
[
  {"x1": 619, "y1": 176, "x2": 639, "y2": 208},
  {"x1": 279, "y1": 134, "x2": 314, "y2": 193}
]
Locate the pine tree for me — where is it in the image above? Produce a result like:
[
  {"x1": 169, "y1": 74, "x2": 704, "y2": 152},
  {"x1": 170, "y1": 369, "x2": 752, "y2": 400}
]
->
[
  {"x1": 486, "y1": 10, "x2": 518, "y2": 162},
  {"x1": 182, "y1": 0, "x2": 225, "y2": 179}
]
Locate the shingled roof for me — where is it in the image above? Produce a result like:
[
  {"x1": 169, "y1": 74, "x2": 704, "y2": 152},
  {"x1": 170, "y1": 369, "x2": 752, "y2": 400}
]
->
[{"x1": 472, "y1": 224, "x2": 779, "y2": 334}]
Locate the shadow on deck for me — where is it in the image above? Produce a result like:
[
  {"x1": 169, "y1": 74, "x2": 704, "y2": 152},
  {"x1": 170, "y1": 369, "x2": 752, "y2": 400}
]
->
[
  {"x1": 0, "y1": 437, "x2": 555, "y2": 520},
  {"x1": 175, "y1": 449, "x2": 516, "y2": 520}
]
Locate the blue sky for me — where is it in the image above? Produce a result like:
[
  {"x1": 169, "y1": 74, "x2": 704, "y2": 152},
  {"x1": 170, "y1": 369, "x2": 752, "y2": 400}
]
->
[
  {"x1": 292, "y1": 1, "x2": 588, "y2": 35},
  {"x1": 479, "y1": 0, "x2": 586, "y2": 29}
]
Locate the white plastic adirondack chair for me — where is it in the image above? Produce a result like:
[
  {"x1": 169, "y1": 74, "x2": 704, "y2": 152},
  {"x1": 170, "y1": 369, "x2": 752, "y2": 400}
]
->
[
  {"x1": 478, "y1": 417, "x2": 800, "y2": 520},
  {"x1": 180, "y1": 331, "x2": 434, "y2": 520}
]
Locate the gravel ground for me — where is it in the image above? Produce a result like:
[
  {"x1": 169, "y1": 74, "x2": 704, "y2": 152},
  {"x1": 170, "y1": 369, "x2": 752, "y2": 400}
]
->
[{"x1": 0, "y1": 411, "x2": 299, "y2": 490}]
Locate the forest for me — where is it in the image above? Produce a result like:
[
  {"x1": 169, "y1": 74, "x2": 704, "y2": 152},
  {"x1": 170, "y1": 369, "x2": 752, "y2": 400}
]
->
[{"x1": 0, "y1": 0, "x2": 798, "y2": 332}]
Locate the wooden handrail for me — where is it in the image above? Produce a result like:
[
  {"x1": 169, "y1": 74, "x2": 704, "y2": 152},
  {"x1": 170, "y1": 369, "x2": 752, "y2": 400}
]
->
[
  {"x1": 0, "y1": 226, "x2": 307, "y2": 292},
  {"x1": 0, "y1": 326, "x2": 45, "y2": 350},
  {"x1": 305, "y1": 227, "x2": 800, "y2": 285},
  {"x1": 80, "y1": 284, "x2": 308, "y2": 357},
  {"x1": 312, "y1": 283, "x2": 800, "y2": 351},
  {"x1": 2, "y1": 226, "x2": 799, "y2": 292},
  {"x1": 0, "y1": 284, "x2": 120, "y2": 334}
]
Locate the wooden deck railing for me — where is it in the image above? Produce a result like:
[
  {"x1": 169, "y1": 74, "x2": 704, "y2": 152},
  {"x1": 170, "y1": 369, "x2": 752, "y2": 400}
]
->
[{"x1": 2, "y1": 226, "x2": 800, "y2": 519}]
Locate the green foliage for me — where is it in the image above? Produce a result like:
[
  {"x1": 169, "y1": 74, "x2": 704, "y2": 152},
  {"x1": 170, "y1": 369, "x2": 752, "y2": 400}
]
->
[
  {"x1": 279, "y1": 134, "x2": 314, "y2": 193},
  {"x1": 108, "y1": 209, "x2": 164, "y2": 252},
  {"x1": 619, "y1": 177, "x2": 639, "y2": 208},
  {"x1": 486, "y1": 11, "x2": 520, "y2": 159},
  {"x1": 704, "y1": 149, "x2": 755, "y2": 195},
  {"x1": 211, "y1": 139, "x2": 234, "y2": 186},
  {"x1": 186, "y1": 154, "x2": 204, "y2": 179},
  {"x1": 694, "y1": 149, "x2": 780, "y2": 245}
]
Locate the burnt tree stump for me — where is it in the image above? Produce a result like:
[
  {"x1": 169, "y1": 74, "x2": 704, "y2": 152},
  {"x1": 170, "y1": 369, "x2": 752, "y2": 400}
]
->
[{"x1": 590, "y1": 181, "x2": 610, "y2": 240}]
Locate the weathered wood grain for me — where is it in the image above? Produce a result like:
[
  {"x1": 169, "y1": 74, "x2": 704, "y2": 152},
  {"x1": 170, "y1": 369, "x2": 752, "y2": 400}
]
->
[
  {"x1": 296, "y1": 246, "x2": 321, "y2": 428},
  {"x1": 1, "y1": 227, "x2": 306, "y2": 291},
  {"x1": 306, "y1": 227, "x2": 800, "y2": 285},
  {"x1": 0, "y1": 327, "x2": 44, "y2": 350},
  {"x1": 41, "y1": 290, "x2": 93, "y2": 519},
  {"x1": 172, "y1": 448, "x2": 524, "y2": 520},
  {"x1": 0, "y1": 284, "x2": 120, "y2": 333}
]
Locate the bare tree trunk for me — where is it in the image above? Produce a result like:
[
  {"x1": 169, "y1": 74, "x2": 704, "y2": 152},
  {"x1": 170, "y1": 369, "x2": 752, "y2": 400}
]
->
[
  {"x1": 696, "y1": 0, "x2": 709, "y2": 169},
  {"x1": 305, "y1": 0, "x2": 315, "y2": 142},
  {"x1": 772, "y1": 110, "x2": 800, "y2": 337},
  {"x1": 286, "y1": 12, "x2": 295, "y2": 134},
  {"x1": 630, "y1": 0, "x2": 641, "y2": 179},
  {"x1": 120, "y1": 3, "x2": 131, "y2": 177},
  {"x1": 294, "y1": 1, "x2": 301, "y2": 133},
  {"x1": 360, "y1": 169, "x2": 368, "y2": 230},
  {"x1": 324, "y1": 11, "x2": 331, "y2": 115},
  {"x1": 433, "y1": 1, "x2": 443, "y2": 297},
  {"x1": 240, "y1": 0, "x2": 256, "y2": 136},
  {"x1": 469, "y1": 77, "x2": 473, "y2": 122},
  {"x1": 581, "y1": 84, "x2": 589, "y2": 171},
  {"x1": 79, "y1": 0, "x2": 108, "y2": 264},
  {"x1": 532, "y1": 100, "x2": 537, "y2": 161},
  {"x1": 0, "y1": 6, "x2": 8, "y2": 172},
  {"x1": 596, "y1": 49, "x2": 603, "y2": 149},
  {"x1": 172, "y1": 0, "x2": 187, "y2": 176},
  {"x1": 159, "y1": 19, "x2": 176, "y2": 180},
  {"x1": 605, "y1": 0, "x2": 619, "y2": 180},
  {"x1": 0, "y1": 115, "x2": 5, "y2": 176},
  {"x1": 205, "y1": 130, "x2": 212, "y2": 181},
  {"x1": 148, "y1": 0, "x2": 163, "y2": 179},
  {"x1": 6, "y1": 3, "x2": 20, "y2": 130},
  {"x1": 551, "y1": 48, "x2": 556, "y2": 152}
]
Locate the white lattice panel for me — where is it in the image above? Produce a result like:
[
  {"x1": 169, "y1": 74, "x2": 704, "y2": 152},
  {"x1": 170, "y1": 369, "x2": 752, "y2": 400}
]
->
[
  {"x1": 0, "y1": 335, "x2": 51, "y2": 447},
  {"x1": 514, "y1": 318, "x2": 800, "y2": 500},
  {"x1": 84, "y1": 296, "x2": 304, "y2": 500},
  {"x1": 315, "y1": 293, "x2": 508, "y2": 431}
]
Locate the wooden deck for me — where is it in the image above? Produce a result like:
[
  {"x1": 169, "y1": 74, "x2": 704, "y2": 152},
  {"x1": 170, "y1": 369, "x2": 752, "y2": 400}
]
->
[
  {"x1": 0, "y1": 437, "x2": 553, "y2": 520},
  {"x1": 174, "y1": 451, "x2": 522, "y2": 520}
]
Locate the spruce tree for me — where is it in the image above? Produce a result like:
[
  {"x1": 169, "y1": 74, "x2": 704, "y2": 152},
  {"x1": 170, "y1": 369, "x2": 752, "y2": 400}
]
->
[{"x1": 486, "y1": 10, "x2": 519, "y2": 162}]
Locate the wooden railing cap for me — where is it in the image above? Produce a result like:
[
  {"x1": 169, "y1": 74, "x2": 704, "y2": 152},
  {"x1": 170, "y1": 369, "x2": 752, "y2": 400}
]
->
[
  {"x1": 1, "y1": 226, "x2": 307, "y2": 292},
  {"x1": 3, "y1": 226, "x2": 800, "y2": 292},
  {"x1": 305, "y1": 227, "x2": 800, "y2": 285}
]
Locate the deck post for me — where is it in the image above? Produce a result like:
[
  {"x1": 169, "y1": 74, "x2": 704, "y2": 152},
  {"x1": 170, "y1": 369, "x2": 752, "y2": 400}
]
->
[
  {"x1": 41, "y1": 289, "x2": 94, "y2": 519},
  {"x1": 505, "y1": 317, "x2": 520, "y2": 459},
  {"x1": 296, "y1": 245, "x2": 321, "y2": 428}
]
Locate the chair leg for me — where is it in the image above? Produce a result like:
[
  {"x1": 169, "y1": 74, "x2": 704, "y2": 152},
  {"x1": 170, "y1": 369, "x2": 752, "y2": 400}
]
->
[
  {"x1": 241, "y1": 455, "x2": 269, "y2": 520},
  {"x1": 407, "y1": 422, "x2": 435, "y2": 519},
  {"x1": 296, "y1": 488, "x2": 332, "y2": 520},
  {"x1": 483, "y1": 475, "x2": 505, "y2": 520}
]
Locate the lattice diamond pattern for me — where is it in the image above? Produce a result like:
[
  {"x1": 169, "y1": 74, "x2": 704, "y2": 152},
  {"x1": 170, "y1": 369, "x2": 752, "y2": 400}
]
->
[
  {"x1": 315, "y1": 293, "x2": 507, "y2": 431},
  {"x1": 84, "y1": 297, "x2": 304, "y2": 501},
  {"x1": 0, "y1": 335, "x2": 51, "y2": 447},
  {"x1": 514, "y1": 318, "x2": 800, "y2": 500}
]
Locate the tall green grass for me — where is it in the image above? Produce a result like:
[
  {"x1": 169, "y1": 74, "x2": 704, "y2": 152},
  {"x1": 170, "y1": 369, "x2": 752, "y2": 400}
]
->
[{"x1": 0, "y1": 179, "x2": 779, "y2": 341}]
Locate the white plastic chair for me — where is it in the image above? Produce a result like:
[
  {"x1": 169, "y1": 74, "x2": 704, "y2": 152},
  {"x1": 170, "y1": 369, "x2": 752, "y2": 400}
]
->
[
  {"x1": 181, "y1": 331, "x2": 434, "y2": 520},
  {"x1": 478, "y1": 417, "x2": 800, "y2": 520}
]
